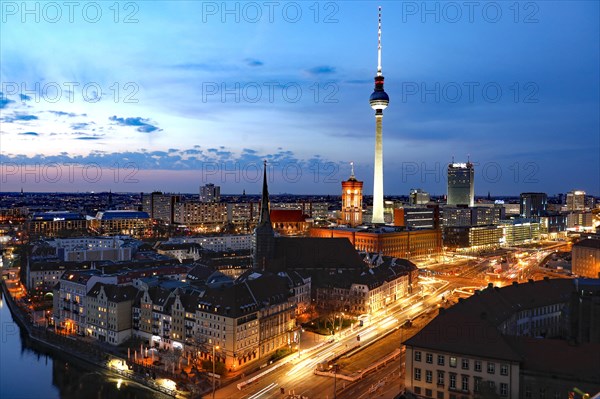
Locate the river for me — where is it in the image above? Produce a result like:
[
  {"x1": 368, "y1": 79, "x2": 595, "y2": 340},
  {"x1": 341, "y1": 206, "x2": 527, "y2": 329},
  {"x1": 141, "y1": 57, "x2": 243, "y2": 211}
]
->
[{"x1": 0, "y1": 290, "x2": 165, "y2": 399}]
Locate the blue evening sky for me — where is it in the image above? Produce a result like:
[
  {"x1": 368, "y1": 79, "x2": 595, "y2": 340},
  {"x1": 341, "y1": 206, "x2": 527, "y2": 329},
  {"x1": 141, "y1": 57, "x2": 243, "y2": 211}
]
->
[{"x1": 1, "y1": 1, "x2": 598, "y2": 195}]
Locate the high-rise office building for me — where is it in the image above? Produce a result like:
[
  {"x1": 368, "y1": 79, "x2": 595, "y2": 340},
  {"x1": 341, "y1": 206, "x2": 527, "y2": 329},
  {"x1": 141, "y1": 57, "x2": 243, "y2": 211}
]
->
[
  {"x1": 341, "y1": 163, "x2": 363, "y2": 227},
  {"x1": 520, "y1": 192, "x2": 548, "y2": 217},
  {"x1": 447, "y1": 162, "x2": 474, "y2": 207},
  {"x1": 199, "y1": 183, "x2": 220, "y2": 203},
  {"x1": 566, "y1": 190, "x2": 586, "y2": 211},
  {"x1": 369, "y1": 7, "x2": 389, "y2": 224},
  {"x1": 142, "y1": 192, "x2": 180, "y2": 223}
]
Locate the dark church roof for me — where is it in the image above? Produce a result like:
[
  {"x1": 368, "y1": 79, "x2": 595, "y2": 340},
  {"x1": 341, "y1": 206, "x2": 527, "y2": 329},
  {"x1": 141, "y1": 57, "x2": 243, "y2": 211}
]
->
[{"x1": 272, "y1": 237, "x2": 365, "y2": 270}]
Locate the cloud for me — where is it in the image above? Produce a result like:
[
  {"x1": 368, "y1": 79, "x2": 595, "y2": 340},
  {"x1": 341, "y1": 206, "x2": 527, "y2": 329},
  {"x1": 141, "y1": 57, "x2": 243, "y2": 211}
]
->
[
  {"x1": 108, "y1": 115, "x2": 161, "y2": 133},
  {"x1": 3, "y1": 113, "x2": 38, "y2": 122},
  {"x1": 49, "y1": 111, "x2": 79, "y2": 117},
  {"x1": 245, "y1": 58, "x2": 264, "y2": 67},
  {"x1": 75, "y1": 136, "x2": 102, "y2": 140},
  {"x1": 19, "y1": 131, "x2": 39, "y2": 136},
  {"x1": 306, "y1": 65, "x2": 336, "y2": 75},
  {"x1": 0, "y1": 96, "x2": 15, "y2": 109},
  {"x1": 71, "y1": 122, "x2": 92, "y2": 130}
]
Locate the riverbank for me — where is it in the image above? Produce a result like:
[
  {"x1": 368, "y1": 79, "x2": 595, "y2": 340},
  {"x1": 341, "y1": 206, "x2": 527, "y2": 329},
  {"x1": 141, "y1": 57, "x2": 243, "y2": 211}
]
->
[{"x1": 0, "y1": 270, "x2": 183, "y2": 399}]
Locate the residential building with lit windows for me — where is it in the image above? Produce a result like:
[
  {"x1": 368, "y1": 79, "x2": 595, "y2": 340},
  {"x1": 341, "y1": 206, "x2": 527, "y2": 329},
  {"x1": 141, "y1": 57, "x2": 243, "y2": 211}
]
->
[
  {"x1": 566, "y1": 190, "x2": 586, "y2": 211},
  {"x1": 404, "y1": 279, "x2": 600, "y2": 399},
  {"x1": 142, "y1": 192, "x2": 181, "y2": 223},
  {"x1": 313, "y1": 256, "x2": 418, "y2": 315},
  {"x1": 226, "y1": 202, "x2": 260, "y2": 230},
  {"x1": 572, "y1": 239, "x2": 600, "y2": 278},
  {"x1": 91, "y1": 210, "x2": 152, "y2": 237},
  {"x1": 53, "y1": 270, "x2": 118, "y2": 335},
  {"x1": 86, "y1": 283, "x2": 138, "y2": 345},
  {"x1": 199, "y1": 183, "x2": 220, "y2": 203},
  {"x1": 173, "y1": 201, "x2": 228, "y2": 231},
  {"x1": 132, "y1": 272, "x2": 296, "y2": 370},
  {"x1": 167, "y1": 234, "x2": 253, "y2": 252}
]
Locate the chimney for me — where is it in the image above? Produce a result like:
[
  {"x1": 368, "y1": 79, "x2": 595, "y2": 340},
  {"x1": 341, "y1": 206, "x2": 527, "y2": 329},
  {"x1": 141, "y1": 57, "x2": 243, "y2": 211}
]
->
[
  {"x1": 528, "y1": 279, "x2": 534, "y2": 284},
  {"x1": 512, "y1": 281, "x2": 518, "y2": 287},
  {"x1": 487, "y1": 283, "x2": 493, "y2": 289}
]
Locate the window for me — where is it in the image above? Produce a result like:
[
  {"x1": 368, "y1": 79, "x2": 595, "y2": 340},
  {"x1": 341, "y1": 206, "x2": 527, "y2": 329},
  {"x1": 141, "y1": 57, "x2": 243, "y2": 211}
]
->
[
  {"x1": 415, "y1": 368, "x2": 421, "y2": 381},
  {"x1": 438, "y1": 355, "x2": 445, "y2": 366},
  {"x1": 426, "y1": 370, "x2": 433, "y2": 383},
  {"x1": 474, "y1": 377, "x2": 481, "y2": 393},
  {"x1": 461, "y1": 359, "x2": 469, "y2": 370},
  {"x1": 426, "y1": 353, "x2": 433, "y2": 364},
  {"x1": 450, "y1": 356, "x2": 457, "y2": 367},
  {"x1": 474, "y1": 360, "x2": 482, "y2": 372},
  {"x1": 414, "y1": 387, "x2": 422, "y2": 394},
  {"x1": 437, "y1": 392, "x2": 444, "y2": 399},
  {"x1": 449, "y1": 373, "x2": 456, "y2": 389},
  {"x1": 461, "y1": 375, "x2": 469, "y2": 392},
  {"x1": 425, "y1": 389, "x2": 433, "y2": 397},
  {"x1": 437, "y1": 370, "x2": 445, "y2": 386},
  {"x1": 415, "y1": 351, "x2": 422, "y2": 362},
  {"x1": 500, "y1": 383, "x2": 508, "y2": 397},
  {"x1": 489, "y1": 381, "x2": 496, "y2": 392},
  {"x1": 500, "y1": 364, "x2": 508, "y2": 376},
  {"x1": 487, "y1": 362, "x2": 495, "y2": 374}
]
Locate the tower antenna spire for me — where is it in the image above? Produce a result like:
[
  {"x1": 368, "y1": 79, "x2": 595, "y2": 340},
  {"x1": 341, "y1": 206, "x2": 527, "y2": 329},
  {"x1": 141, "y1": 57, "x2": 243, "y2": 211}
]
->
[
  {"x1": 350, "y1": 161, "x2": 355, "y2": 178},
  {"x1": 377, "y1": 6, "x2": 382, "y2": 76}
]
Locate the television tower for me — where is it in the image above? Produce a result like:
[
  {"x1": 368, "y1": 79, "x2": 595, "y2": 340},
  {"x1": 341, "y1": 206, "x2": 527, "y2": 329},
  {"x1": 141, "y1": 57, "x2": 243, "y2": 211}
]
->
[{"x1": 369, "y1": 6, "x2": 389, "y2": 224}]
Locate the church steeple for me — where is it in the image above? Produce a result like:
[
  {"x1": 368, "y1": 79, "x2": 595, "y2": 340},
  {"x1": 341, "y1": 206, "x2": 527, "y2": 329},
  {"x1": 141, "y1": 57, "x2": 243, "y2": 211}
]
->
[
  {"x1": 258, "y1": 160, "x2": 271, "y2": 226},
  {"x1": 254, "y1": 160, "x2": 275, "y2": 270}
]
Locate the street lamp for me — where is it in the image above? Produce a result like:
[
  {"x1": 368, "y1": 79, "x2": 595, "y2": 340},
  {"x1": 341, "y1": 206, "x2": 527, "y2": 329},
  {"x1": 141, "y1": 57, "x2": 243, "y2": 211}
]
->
[
  {"x1": 332, "y1": 363, "x2": 339, "y2": 399},
  {"x1": 212, "y1": 345, "x2": 220, "y2": 399}
]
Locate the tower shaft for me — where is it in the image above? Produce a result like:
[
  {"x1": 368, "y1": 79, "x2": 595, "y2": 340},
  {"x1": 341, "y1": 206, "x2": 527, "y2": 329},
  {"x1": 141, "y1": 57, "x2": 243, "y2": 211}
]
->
[{"x1": 372, "y1": 114, "x2": 385, "y2": 224}]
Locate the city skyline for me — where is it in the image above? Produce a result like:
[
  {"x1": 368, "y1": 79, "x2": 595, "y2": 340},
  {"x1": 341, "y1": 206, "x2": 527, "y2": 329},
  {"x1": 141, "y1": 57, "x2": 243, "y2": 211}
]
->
[{"x1": 1, "y1": 1, "x2": 599, "y2": 196}]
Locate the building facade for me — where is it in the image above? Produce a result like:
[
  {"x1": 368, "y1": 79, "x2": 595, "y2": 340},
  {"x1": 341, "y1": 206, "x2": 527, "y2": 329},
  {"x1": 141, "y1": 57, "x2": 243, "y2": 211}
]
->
[
  {"x1": 572, "y1": 239, "x2": 600, "y2": 278},
  {"x1": 310, "y1": 226, "x2": 443, "y2": 259},
  {"x1": 447, "y1": 162, "x2": 474, "y2": 207},
  {"x1": 199, "y1": 183, "x2": 220, "y2": 203},
  {"x1": 173, "y1": 202, "x2": 228, "y2": 231},
  {"x1": 520, "y1": 192, "x2": 548, "y2": 218}
]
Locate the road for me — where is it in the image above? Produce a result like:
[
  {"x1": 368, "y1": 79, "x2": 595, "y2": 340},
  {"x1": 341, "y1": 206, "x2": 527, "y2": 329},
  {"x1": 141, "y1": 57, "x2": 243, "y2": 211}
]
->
[
  {"x1": 215, "y1": 281, "x2": 450, "y2": 399},
  {"x1": 214, "y1": 242, "x2": 573, "y2": 399}
]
